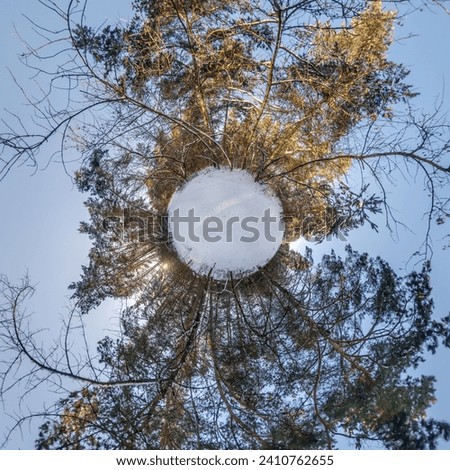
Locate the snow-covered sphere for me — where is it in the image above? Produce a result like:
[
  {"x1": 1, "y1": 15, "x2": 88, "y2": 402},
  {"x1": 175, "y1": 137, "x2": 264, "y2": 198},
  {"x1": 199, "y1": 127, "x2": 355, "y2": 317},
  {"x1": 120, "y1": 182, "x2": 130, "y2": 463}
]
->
[{"x1": 167, "y1": 168, "x2": 284, "y2": 280}]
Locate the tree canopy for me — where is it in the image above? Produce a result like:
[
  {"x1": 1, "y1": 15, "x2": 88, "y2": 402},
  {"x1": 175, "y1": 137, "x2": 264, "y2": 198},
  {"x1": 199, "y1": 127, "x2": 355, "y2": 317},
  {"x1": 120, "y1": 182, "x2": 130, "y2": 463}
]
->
[{"x1": 1, "y1": 0, "x2": 450, "y2": 450}]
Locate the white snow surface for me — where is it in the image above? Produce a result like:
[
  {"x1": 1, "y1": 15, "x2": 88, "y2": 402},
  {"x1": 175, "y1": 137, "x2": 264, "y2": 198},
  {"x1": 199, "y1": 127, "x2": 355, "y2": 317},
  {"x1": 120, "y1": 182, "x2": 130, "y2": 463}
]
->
[{"x1": 168, "y1": 167, "x2": 284, "y2": 280}]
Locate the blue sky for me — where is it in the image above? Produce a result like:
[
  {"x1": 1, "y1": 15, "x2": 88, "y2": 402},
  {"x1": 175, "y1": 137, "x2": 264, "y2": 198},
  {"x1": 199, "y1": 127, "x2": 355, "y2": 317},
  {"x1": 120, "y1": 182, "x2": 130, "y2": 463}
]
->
[{"x1": 0, "y1": 0, "x2": 449, "y2": 449}]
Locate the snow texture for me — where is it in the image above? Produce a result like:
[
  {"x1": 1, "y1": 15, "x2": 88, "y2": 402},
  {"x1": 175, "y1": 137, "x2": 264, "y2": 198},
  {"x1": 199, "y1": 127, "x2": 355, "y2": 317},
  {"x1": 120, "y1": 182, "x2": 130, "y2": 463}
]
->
[{"x1": 168, "y1": 167, "x2": 284, "y2": 280}]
